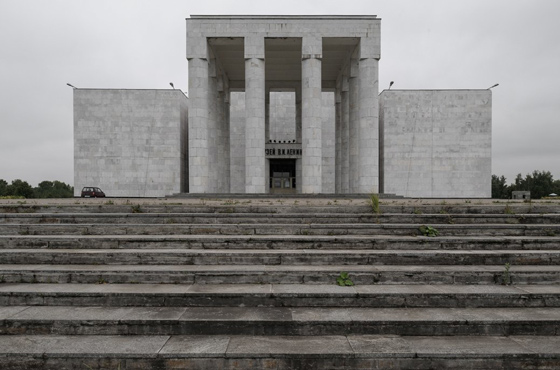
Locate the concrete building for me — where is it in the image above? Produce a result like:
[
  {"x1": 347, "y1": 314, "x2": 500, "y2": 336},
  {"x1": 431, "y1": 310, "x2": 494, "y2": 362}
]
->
[
  {"x1": 73, "y1": 15, "x2": 492, "y2": 198},
  {"x1": 380, "y1": 90, "x2": 492, "y2": 198},
  {"x1": 74, "y1": 89, "x2": 188, "y2": 197}
]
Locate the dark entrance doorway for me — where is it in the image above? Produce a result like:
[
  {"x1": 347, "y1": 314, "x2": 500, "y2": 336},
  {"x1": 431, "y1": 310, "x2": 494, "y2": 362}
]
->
[{"x1": 269, "y1": 159, "x2": 296, "y2": 194}]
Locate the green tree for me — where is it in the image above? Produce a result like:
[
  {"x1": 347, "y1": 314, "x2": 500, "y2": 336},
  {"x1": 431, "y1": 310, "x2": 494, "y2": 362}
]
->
[
  {"x1": 35, "y1": 181, "x2": 54, "y2": 198},
  {"x1": 0, "y1": 179, "x2": 8, "y2": 196},
  {"x1": 6, "y1": 179, "x2": 34, "y2": 198},
  {"x1": 553, "y1": 180, "x2": 560, "y2": 196},
  {"x1": 34, "y1": 180, "x2": 73, "y2": 198},
  {"x1": 491, "y1": 175, "x2": 509, "y2": 199},
  {"x1": 510, "y1": 170, "x2": 555, "y2": 199},
  {"x1": 530, "y1": 170, "x2": 555, "y2": 199}
]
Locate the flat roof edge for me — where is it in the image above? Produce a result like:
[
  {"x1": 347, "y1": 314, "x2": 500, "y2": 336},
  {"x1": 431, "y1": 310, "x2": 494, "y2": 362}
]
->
[
  {"x1": 380, "y1": 89, "x2": 492, "y2": 93},
  {"x1": 74, "y1": 88, "x2": 189, "y2": 99},
  {"x1": 189, "y1": 15, "x2": 379, "y2": 20},
  {"x1": 74, "y1": 88, "x2": 184, "y2": 92}
]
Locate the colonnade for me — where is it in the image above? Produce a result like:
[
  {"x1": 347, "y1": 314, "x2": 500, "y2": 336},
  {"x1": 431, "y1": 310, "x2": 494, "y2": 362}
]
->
[{"x1": 187, "y1": 36, "x2": 379, "y2": 194}]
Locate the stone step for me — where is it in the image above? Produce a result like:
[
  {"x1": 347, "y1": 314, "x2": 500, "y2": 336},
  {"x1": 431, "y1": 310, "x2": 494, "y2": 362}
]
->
[
  {"x1": 2, "y1": 222, "x2": 560, "y2": 236},
  {"x1": 3, "y1": 234, "x2": 560, "y2": 250},
  {"x1": 1, "y1": 264, "x2": 558, "y2": 285},
  {"x1": 1, "y1": 202, "x2": 558, "y2": 214},
  {"x1": 0, "y1": 248, "x2": 558, "y2": 266},
  {"x1": 0, "y1": 334, "x2": 559, "y2": 370},
  {"x1": 1, "y1": 306, "x2": 559, "y2": 336},
  {"x1": 0, "y1": 204, "x2": 373, "y2": 215},
  {"x1": 2, "y1": 212, "x2": 560, "y2": 225},
  {"x1": 0, "y1": 284, "x2": 558, "y2": 308}
]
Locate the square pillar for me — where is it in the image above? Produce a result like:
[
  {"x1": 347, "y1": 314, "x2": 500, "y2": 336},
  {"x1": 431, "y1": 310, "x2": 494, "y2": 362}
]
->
[
  {"x1": 296, "y1": 158, "x2": 302, "y2": 193},
  {"x1": 341, "y1": 74, "x2": 350, "y2": 193},
  {"x1": 348, "y1": 58, "x2": 359, "y2": 193},
  {"x1": 322, "y1": 92, "x2": 336, "y2": 193},
  {"x1": 229, "y1": 92, "x2": 246, "y2": 193},
  {"x1": 295, "y1": 87, "x2": 302, "y2": 143},
  {"x1": 265, "y1": 158, "x2": 270, "y2": 194},
  {"x1": 207, "y1": 55, "x2": 219, "y2": 192},
  {"x1": 187, "y1": 45, "x2": 210, "y2": 193},
  {"x1": 245, "y1": 36, "x2": 266, "y2": 193},
  {"x1": 335, "y1": 88, "x2": 342, "y2": 193},
  {"x1": 357, "y1": 56, "x2": 380, "y2": 193},
  {"x1": 301, "y1": 36, "x2": 323, "y2": 194},
  {"x1": 215, "y1": 67, "x2": 229, "y2": 193},
  {"x1": 223, "y1": 88, "x2": 231, "y2": 193},
  {"x1": 265, "y1": 87, "x2": 270, "y2": 142}
]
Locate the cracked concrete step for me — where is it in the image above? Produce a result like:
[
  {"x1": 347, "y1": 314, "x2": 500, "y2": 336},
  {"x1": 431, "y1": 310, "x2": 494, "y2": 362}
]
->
[
  {"x1": 1, "y1": 202, "x2": 558, "y2": 214},
  {"x1": 0, "y1": 306, "x2": 559, "y2": 336},
  {"x1": 2, "y1": 212, "x2": 560, "y2": 225},
  {"x1": 3, "y1": 234, "x2": 560, "y2": 250},
  {"x1": 0, "y1": 248, "x2": 558, "y2": 265},
  {"x1": 2, "y1": 223, "x2": 560, "y2": 236},
  {"x1": 0, "y1": 334, "x2": 559, "y2": 369},
  {"x1": 0, "y1": 284, "x2": 558, "y2": 308},
  {"x1": 0, "y1": 205, "x2": 372, "y2": 214},
  {"x1": 1, "y1": 264, "x2": 557, "y2": 285}
]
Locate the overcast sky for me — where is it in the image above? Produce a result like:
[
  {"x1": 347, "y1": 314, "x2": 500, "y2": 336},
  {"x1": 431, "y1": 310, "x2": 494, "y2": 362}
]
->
[{"x1": 1, "y1": 0, "x2": 559, "y2": 187}]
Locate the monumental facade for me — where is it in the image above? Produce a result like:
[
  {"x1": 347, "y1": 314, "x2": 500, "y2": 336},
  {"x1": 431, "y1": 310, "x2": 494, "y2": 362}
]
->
[{"x1": 73, "y1": 15, "x2": 492, "y2": 198}]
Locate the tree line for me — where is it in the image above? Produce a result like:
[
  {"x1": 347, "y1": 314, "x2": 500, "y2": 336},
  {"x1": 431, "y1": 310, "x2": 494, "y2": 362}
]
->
[
  {"x1": 0, "y1": 179, "x2": 74, "y2": 199},
  {"x1": 2, "y1": 172, "x2": 559, "y2": 199},
  {"x1": 492, "y1": 170, "x2": 560, "y2": 199}
]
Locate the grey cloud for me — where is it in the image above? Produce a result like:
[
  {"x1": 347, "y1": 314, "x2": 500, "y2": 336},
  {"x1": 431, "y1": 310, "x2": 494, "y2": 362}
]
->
[{"x1": 0, "y1": 0, "x2": 559, "y2": 186}]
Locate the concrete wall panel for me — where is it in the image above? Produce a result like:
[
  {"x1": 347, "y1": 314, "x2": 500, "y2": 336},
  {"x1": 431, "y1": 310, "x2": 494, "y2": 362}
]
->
[
  {"x1": 74, "y1": 89, "x2": 188, "y2": 197},
  {"x1": 380, "y1": 90, "x2": 492, "y2": 198}
]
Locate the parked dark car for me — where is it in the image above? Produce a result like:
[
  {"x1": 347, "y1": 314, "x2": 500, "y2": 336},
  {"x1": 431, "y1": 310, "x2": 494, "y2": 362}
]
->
[{"x1": 80, "y1": 187, "x2": 106, "y2": 198}]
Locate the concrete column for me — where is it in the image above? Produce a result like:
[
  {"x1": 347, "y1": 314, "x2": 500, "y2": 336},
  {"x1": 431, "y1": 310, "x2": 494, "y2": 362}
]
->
[
  {"x1": 244, "y1": 36, "x2": 266, "y2": 193},
  {"x1": 207, "y1": 56, "x2": 219, "y2": 192},
  {"x1": 296, "y1": 158, "x2": 302, "y2": 193},
  {"x1": 265, "y1": 89, "x2": 270, "y2": 142},
  {"x1": 357, "y1": 57, "x2": 379, "y2": 193},
  {"x1": 295, "y1": 87, "x2": 302, "y2": 143},
  {"x1": 348, "y1": 58, "x2": 359, "y2": 193},
  {"x1": 216, "y1": 69, "x2": 230, "y2": 193},
  {"x1": 301, "y1": 36, "x2": 322, "y2": 193},
  {"x1": 216, "y1": 89, "x2": 225, "y2": 192},
  {"x1": 341, "y1": 85, "x2": 350, "y2": 193},
  {"x1": 221, "y1": 90, "x2": 231, "y2": 193},
  {"x1": 335, "y1": 88, "x2": 342, "y2": 193},
  {"x1": 187, "y1": 54, "x2": 210, "y2": 193},
  {"x1": 229, "y1": 92, "x2": 245, "y2": 193},
  {"x1": 322, "y1": 92, "x2": 335, "y2": 193},
  {"x1": 265, "y1": 159, "x2": 270, "y2": 194},
  {"x1": 223, "y1": 77, "x2": 231, "y2": 193},
  {"x1": 295, "y1": 86, "x2": 303, "y2": 194}
]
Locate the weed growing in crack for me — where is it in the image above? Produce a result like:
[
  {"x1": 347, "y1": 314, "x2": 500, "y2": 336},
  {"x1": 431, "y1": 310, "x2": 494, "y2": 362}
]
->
[
  {"x1": 419, "y1": 225, "x2": 439, "y2": 237},
  {"x1": 336, "y1": 271, "x2": 354, "y2": 286},
  {"x1": 504, "y1": 204, "x2": 515, "y2": 215},
  {"x1": 369, "y1": 193, "x2": 380, "y2": 214},
  {"x1": 131, "y1": 204, "x2": 143, "y2": 213}
]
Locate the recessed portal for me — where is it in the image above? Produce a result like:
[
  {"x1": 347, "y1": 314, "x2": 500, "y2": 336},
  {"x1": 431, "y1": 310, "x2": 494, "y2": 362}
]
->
[{"x1": 269, "y1": 159, "x2": 296, "y2": 194}]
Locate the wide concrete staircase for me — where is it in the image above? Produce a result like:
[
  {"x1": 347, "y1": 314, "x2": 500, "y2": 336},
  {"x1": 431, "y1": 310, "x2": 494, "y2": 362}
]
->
[{"x1": 0, "y1": 199, "x2": 559, "y2": 369}]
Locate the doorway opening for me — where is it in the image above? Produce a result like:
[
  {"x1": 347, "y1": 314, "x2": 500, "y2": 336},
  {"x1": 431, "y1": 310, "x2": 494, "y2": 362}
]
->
[{"x1": 269, "y1": 159, "x2": 296, "y2": 194}]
